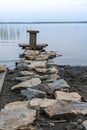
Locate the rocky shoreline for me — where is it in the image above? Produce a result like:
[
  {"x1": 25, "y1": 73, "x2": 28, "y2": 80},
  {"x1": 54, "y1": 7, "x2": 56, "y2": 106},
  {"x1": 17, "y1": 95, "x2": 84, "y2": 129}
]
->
[{"x1": 0, "y1": 49, "x2": 87, "y2": 130}]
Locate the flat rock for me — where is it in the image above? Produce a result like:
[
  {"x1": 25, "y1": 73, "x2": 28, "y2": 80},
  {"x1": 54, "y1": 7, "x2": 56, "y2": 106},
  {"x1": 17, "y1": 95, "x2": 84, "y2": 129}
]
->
[
  {"x1": 82, "y1": 120, "x2": 87, "y2": 130},
  {"x1": 55, "y1": 91, "x2": 82, "y2": 102},
  {"x1": 35, "y1": 67, "x2": 58, "y2": 74},
  {"x1": 20, "y1": 70, "x2": 34, "y2": 76},
  {"x1": 15, "y1": 76, "x2": 32, "y2": 81},
  {"x1": 28, "y1": 61, "x2": 47, "y2": 69},
  {"x1": 68, "y1": 102, "x2": 87, "y2": 115},
  {"x1": 0, "y1": 101, "x2": 36, "y2": 130},
  {"x1": 24, "y1": 51, "x2": 54, "y2": 61},
  {"x1": 11, "y1": 78, "x2": 41, "y2": 90},
  {"x1": 24, "y1": 50, "x2": 40, "y2": 56},
  {"x1": 47, "y1": 79, "x2": 70, "y2": 94},
  {"x1": 0, "y1": 65, "x2": 7, "y2": 72},
  {"x1": 16, "y1": 63, "x2": 29, "y2": 70},
  {"x1": 43, "y1": 74, "x2": 60, "y2": 83},
  {"x1": 25, "y1": 55, "x2": 36, "y2": 60},
  {"x1": 21, "y1": 88, "x2": 47, "y2": 99},
  {"x1": 40, "y1": 51, "x2": 56, "y2": 59},
  {"x1": 44, "y1": 101, "x2": 75, "y2": 119},
  {"x1": 4, "y1": 101, "x2": 29, "y2": 108},
  {"x1": 35, "y1": 67, "x2": 49, "y2": 73},
  {"x1": 29, "y1": 98, "x2": 58, "y2": 108},
  {"x1": 35, "y1": 54, "x2": 49, "y2": 61}
]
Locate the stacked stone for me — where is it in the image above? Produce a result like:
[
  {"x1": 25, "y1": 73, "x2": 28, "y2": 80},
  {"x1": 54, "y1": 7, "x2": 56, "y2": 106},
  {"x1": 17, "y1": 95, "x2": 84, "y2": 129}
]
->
[{"x1": 0, "y1": 49, "x2": 87, "y2": 130}]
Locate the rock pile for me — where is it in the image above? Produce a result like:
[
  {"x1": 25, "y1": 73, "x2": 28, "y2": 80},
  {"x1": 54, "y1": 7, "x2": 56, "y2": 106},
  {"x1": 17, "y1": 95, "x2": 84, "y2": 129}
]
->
[{"x1": 0, "y1": 49, "x2": 87, "y2": 130}]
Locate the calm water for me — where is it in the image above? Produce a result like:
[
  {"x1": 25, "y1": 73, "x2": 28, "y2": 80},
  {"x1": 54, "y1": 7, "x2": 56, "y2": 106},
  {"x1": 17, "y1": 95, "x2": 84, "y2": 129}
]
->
[{"x1": 0, "y1": 23, "x2": 87, "y2": 68}]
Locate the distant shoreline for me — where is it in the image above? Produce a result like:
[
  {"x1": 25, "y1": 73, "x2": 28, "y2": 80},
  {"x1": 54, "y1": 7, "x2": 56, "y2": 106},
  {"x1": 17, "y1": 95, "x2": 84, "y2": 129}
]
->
[{"x1": 0, "y1": 21, "x2": 87, "y2": 24}]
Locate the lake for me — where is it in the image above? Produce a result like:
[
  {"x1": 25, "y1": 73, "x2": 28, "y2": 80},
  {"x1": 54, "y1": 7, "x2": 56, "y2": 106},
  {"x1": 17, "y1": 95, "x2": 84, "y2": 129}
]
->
[{"x1": 0, "y1": 23, "x2": 87, "y2": 68}]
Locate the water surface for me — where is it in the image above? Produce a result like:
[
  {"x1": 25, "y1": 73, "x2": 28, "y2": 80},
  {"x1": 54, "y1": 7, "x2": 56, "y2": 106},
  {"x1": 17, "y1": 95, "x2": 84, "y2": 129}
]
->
[{"x1": 0, "y1": 23, "x2": 87, "y2": 68}]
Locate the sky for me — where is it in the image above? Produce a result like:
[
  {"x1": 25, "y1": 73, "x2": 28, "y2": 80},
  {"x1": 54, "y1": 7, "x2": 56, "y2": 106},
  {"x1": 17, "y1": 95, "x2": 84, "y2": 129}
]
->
[{"x1": 0, "y1": 0, "x2": 87, "y2": 22}]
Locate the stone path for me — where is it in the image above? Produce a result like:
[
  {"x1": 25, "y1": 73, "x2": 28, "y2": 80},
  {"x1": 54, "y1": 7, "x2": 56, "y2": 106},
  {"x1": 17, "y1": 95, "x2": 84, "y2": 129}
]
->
[{"x1": 0, "y1": 49, "x2": 87, "y2": 130}]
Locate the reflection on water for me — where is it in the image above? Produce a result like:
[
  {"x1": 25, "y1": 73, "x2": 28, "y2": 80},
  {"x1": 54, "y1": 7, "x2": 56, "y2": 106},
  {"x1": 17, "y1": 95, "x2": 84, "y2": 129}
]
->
[
  {"x1": 0, "y1": 25, "x2": 18, "y2": 41},
  {"x1": 0, "y1": 23, "x2": 87, "y2": 68},
  {"x1": 0, "y1": 24, "x2": 28, "y2": 43}
]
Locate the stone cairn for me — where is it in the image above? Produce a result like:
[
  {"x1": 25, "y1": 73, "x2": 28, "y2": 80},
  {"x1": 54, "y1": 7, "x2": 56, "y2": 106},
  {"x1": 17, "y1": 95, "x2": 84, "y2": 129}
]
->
[{"x1": 0, "y1": 30, "x2": 87, "y2": 130}]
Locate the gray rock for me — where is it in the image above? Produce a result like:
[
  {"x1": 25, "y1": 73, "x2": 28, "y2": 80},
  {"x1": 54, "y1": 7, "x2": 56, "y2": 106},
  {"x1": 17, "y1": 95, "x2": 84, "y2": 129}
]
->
[
  {"x1": 43, "y1": 74, "x2": 60, "y2": 83},
  {"x1": 47, "y1": 79, "x2": 70, "y2": 94},
  {"x1": 77, "y1": 119, "x2": 83, "y2": 124},
  {"x1": 27, "y1": 61, "x2": 47, "y2": 69},
  {"x1": 16, "y1": 63, "x2": 29, "y2": 70},
  {"x1": 77, "y1": 124, "x2": 84, "y2": 130},
  {"x1": 11, "y1": 78, "x2": 41, "y2": 90},
  {"x1": 68, "y1": 102, "x2": 87, "y2": 115},
  {"x1": 70, "y1": 122, "x2": 78, "y2": 129},
  {"x1": 82, "y1": 120, "x2": 87, "y2": 130},
  {"x1": 15, "y1": 76, "x2": 32, "y2": 81},
  {"x1": 21, "y1": 88, "x2": 47, "y2": 99},
  {"x1": 48, "y1": 79, "x2": 70, "y2": 88},
  {"x1": 40, "y1": 75, "x2": 48, "y2": 81},
  {"x1": 35, "y1": 54, "x2": 49, "y2": 61}
]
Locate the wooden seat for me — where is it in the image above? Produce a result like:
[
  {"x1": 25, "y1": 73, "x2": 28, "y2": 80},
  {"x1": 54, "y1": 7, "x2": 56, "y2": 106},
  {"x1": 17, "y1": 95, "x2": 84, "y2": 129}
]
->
[
  {"x1": 19, "y1": 43, "x2": 48, "y2": 50},
  {"x1": 19, "y1": 30, "x2": 48, "y2": 50}
]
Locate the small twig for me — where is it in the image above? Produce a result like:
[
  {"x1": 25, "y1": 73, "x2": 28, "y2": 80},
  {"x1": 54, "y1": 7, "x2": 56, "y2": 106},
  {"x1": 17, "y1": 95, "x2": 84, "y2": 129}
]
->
[
  {"x1": 39, "y1": 122, "x2": 48, "y2": 126},
  {"x1": 52, "y1": 120, "x2": 67, "y2": 123}
]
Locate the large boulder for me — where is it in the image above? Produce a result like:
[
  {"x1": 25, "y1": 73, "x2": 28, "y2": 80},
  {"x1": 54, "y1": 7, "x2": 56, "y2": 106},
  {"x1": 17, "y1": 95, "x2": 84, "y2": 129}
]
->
[{"x1": 0, "y1": 101, "x2": 36, "y2": 130}]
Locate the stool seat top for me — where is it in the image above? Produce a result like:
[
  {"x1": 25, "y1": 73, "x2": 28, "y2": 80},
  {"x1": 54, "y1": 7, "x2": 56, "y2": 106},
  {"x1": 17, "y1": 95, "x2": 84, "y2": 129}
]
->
[{"x1": 27, "y1": 30, "x2": 39, "y2": 33}]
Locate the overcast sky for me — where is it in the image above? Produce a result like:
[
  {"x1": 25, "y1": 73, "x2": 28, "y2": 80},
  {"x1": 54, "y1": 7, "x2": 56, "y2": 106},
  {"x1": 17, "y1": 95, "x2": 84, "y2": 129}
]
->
[{"x1": 0, "y1": 0, "x2": 87, "y2": 22}]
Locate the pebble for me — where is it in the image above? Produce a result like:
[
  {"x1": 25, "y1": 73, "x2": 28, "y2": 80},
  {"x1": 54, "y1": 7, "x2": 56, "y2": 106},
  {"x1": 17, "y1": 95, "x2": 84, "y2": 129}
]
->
[
  {"x1": 77, "y1": 124, "x2": 84, "y2": 130},
  {"x1": 70, "y1": 122, "x2": 78, "y2": 129},
  {"x1": 77, "y1": 119, "x2": 83, "y2": 124}
]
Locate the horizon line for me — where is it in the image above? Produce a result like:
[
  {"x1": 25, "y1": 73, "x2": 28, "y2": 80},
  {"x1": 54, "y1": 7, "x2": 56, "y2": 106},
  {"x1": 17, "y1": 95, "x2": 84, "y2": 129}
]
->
[{"x1": 0, "y1": 21, "x2": 87, "y2": 24}]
